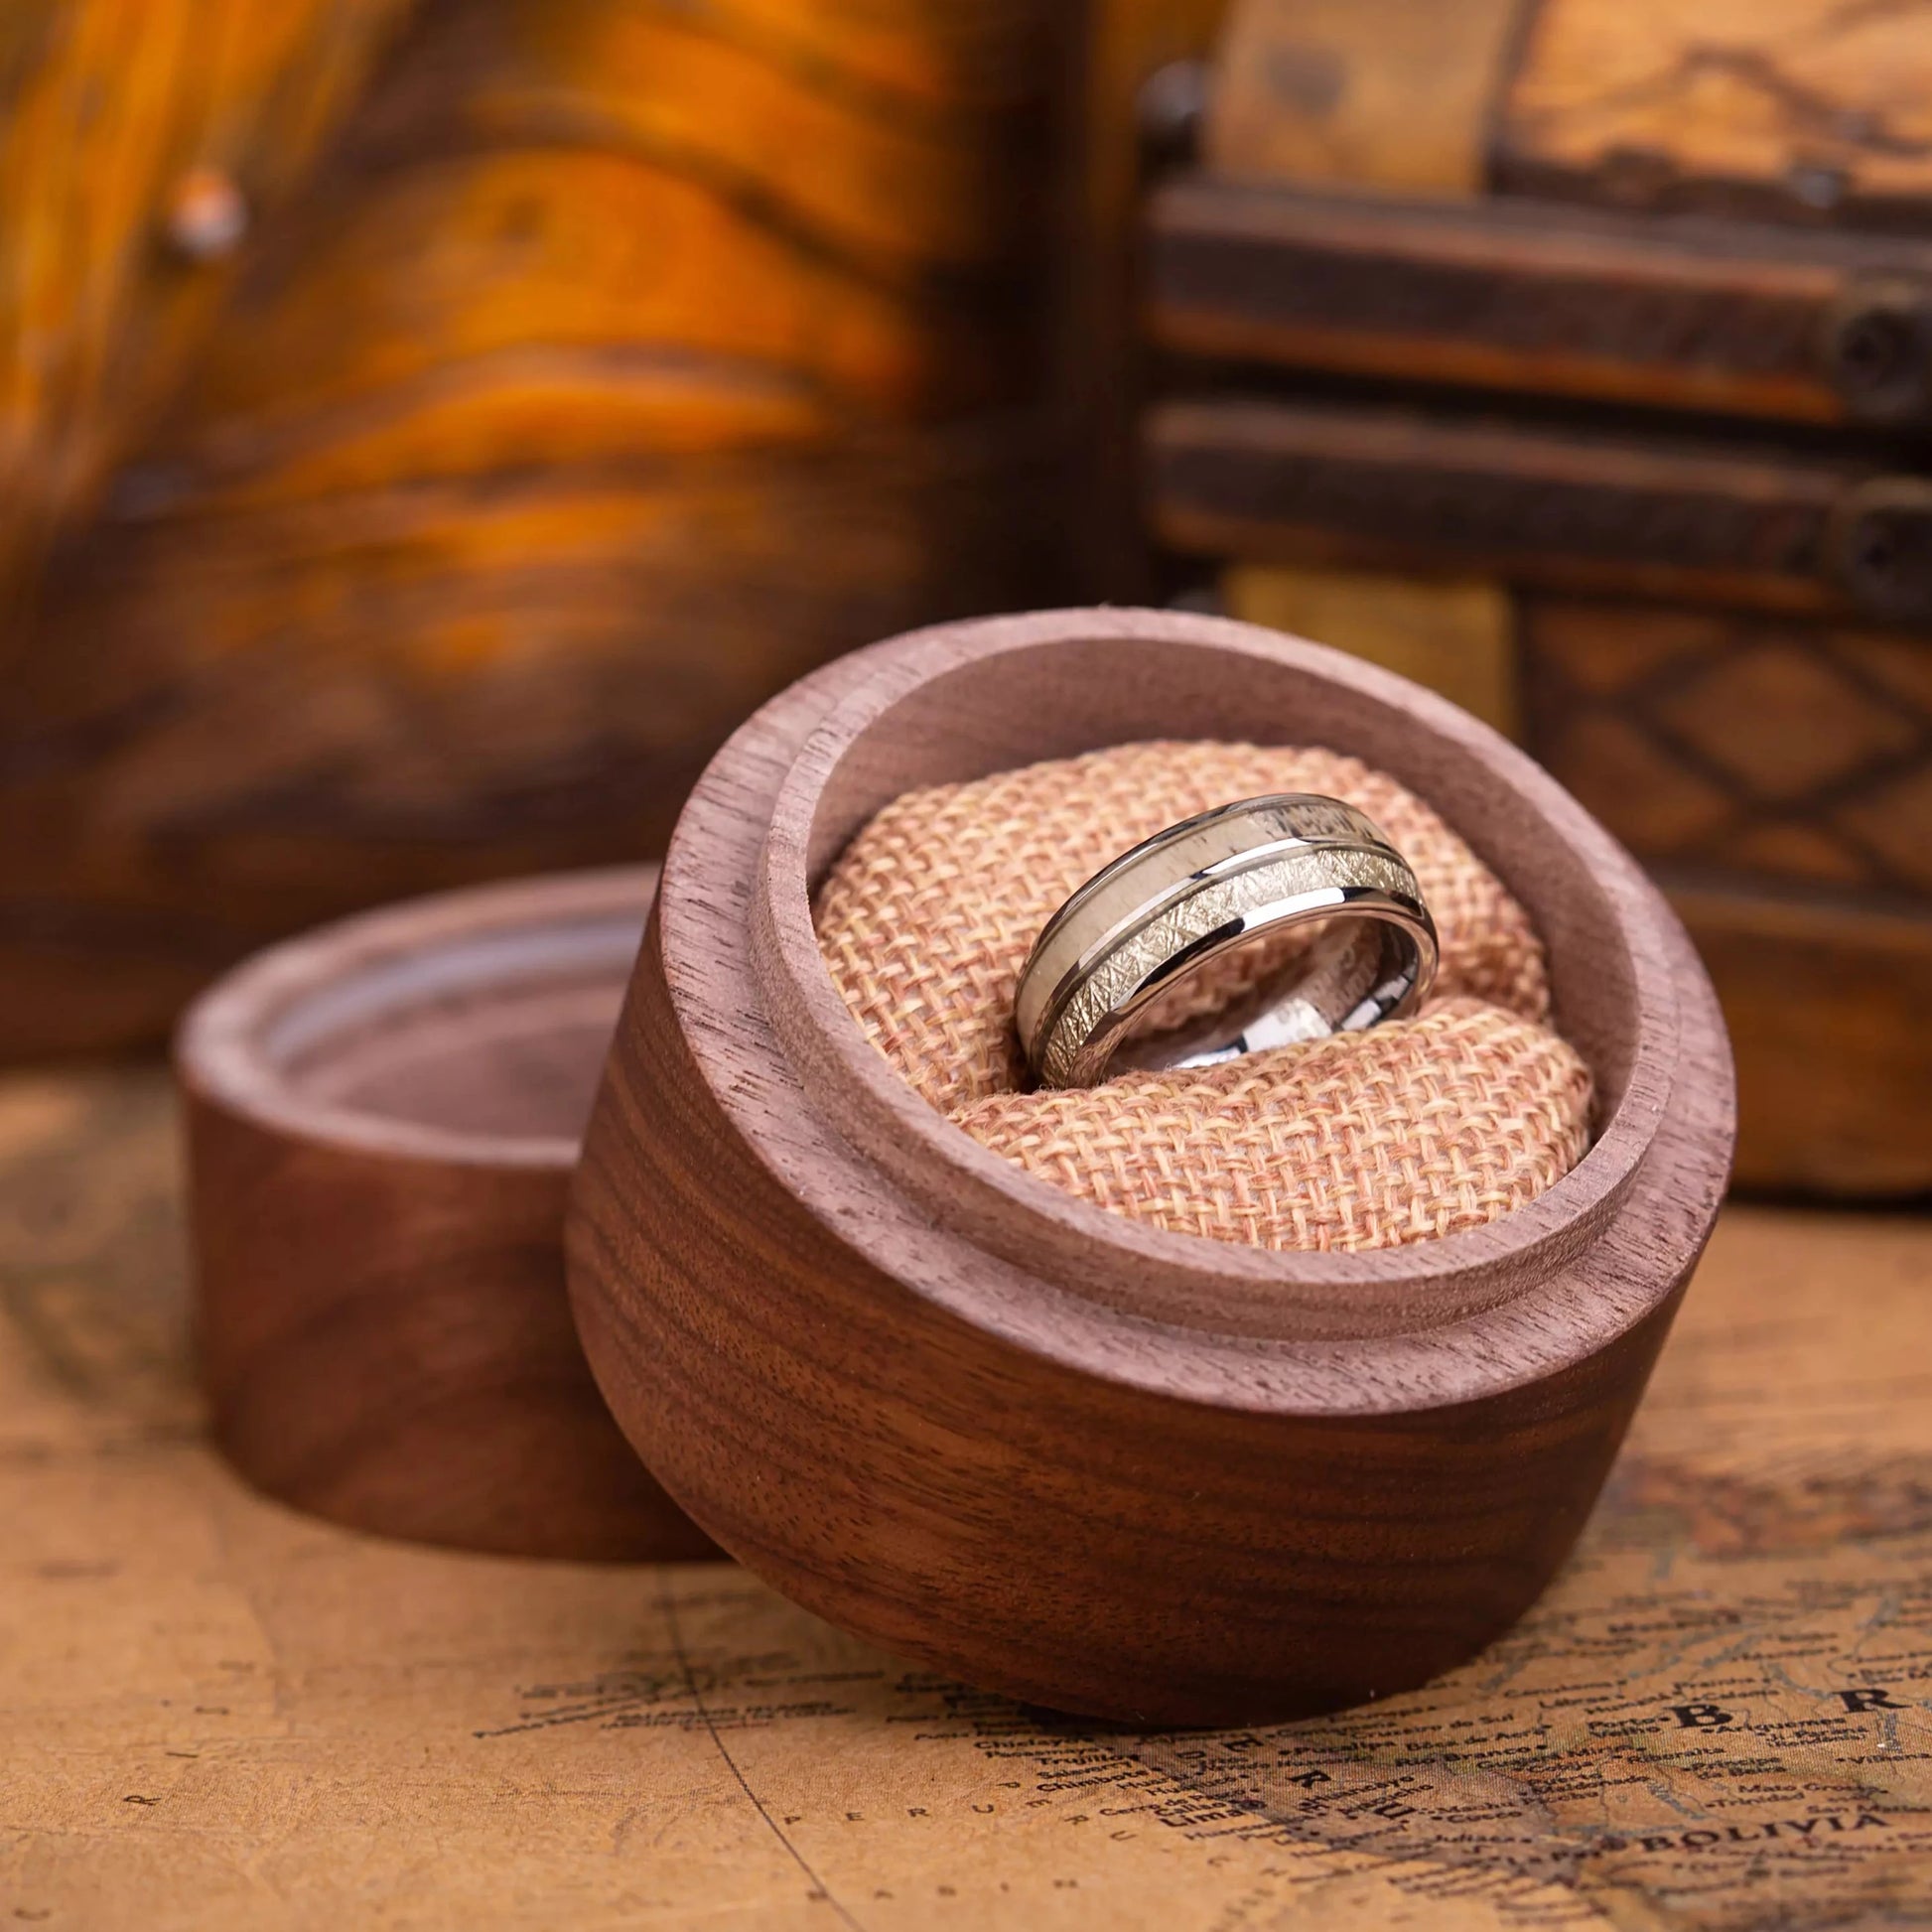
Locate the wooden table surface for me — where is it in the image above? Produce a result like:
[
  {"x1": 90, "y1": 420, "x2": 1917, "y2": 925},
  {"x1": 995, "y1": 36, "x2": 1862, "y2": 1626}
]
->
[{"x1": 2, "y1": 1065, "x2": 1929, "y2": 1929}]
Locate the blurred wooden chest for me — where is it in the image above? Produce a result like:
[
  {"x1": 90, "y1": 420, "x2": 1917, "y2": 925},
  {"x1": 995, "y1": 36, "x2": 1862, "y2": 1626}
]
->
[{"x1": 1141, "y1": 0, "x2": 1932, "y2": 1194}]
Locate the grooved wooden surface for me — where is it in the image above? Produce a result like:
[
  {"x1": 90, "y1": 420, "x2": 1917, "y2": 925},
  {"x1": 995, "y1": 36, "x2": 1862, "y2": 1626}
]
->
[{"x1": 4, "y1": 1062, "x2": 1928, "y2": 1929}]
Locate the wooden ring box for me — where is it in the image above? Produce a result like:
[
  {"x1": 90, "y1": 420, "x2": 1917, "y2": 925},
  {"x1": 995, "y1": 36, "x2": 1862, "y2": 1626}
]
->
[
  {"x1": 567, "y1": 608, "x2": 1736, "y2": 1724},
  {"x1": 178, "y1": 867, "x2": 714, "y2": 1561}
]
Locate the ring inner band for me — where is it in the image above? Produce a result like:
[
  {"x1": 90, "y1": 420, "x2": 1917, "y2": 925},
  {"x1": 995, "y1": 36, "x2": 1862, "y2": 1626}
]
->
[{"x1": 1020, "y1": 802, "x2": 1439, "y2": 1091}]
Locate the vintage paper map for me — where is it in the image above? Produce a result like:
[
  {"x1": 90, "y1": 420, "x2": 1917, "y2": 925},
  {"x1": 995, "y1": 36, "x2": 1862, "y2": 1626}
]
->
[{"x1": 2, "y1": 1067, "x2": 1928, "y2": 1928}]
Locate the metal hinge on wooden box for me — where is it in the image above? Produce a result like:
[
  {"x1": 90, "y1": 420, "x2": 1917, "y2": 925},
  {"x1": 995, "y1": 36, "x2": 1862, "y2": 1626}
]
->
[{"x1": 1139, "y1": 0, "x2": 1932, "y2": 1195}]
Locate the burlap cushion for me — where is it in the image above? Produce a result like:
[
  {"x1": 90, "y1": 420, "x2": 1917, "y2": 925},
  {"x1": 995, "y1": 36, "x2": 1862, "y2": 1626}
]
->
[{"x1": 815, "y1": 741, "x2": 1591, "y2": 1253}]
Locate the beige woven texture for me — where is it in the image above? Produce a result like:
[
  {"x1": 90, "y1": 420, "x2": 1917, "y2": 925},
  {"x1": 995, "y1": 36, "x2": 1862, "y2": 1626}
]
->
[{"x1": 815, "y1": 741, "x2": 1591, "y2": 1253}]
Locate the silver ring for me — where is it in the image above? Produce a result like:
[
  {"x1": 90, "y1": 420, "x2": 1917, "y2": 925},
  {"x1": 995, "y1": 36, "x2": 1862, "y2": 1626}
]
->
[{"x1": 1015, "y1": 793, "x2": 1439, "y2": 1090}]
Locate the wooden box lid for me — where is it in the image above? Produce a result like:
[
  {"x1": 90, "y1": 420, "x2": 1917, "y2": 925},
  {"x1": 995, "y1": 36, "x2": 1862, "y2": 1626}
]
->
[{"x1": 177, "y1": 866, "x2": 714, "y2": 1562}]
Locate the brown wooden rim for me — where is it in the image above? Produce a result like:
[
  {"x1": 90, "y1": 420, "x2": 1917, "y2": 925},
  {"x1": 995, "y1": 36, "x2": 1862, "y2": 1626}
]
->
[
  {"x1": 648, "y1": 609, "x2": 1730, "y2": 1405},
  {"x1": 753, "y1": 610, "x2": 1674, "y2": 1334},
  {"x1": 179, "y1": 866, "x2": 653, "y2": 1171}
]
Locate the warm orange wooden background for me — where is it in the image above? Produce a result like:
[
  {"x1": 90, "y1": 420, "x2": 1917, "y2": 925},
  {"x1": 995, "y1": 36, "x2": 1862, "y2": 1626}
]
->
[{"x1": 4, "y1": 0, "x2": 1214, "y2": 1058}]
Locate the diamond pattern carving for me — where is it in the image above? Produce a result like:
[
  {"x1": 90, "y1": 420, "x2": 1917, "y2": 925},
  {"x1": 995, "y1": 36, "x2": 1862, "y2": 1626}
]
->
[
  {"x1": 1648, "y1": 640, "x2": 1921, "y2": 802},
  {"x1": 1834, "y1": 762, "x2": 1932, "y2": 896},
  {"x1": 1534, "y1": 710, "x2": 1733, "y2": 851},
  {"x1": 1522, "y1": 602, "x2": 1932, "y2": 901}
]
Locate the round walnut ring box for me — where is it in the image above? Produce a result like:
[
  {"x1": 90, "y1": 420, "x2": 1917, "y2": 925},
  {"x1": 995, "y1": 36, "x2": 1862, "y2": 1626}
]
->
[
  {"x1": 178, "y1": 867, "x2": 714, "y2": 1562},
  {"x1": 566, "y1": 609, "x2": 1736, "y2": 1725}
]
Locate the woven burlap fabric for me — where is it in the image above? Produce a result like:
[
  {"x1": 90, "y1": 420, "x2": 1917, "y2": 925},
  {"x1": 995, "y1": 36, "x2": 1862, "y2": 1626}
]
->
[{"x1": 814, "y1": 741, "x2": 1592, "y2": 1253}]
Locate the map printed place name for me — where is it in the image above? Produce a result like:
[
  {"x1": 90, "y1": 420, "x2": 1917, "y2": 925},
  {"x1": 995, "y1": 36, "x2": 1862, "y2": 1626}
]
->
[
  {"x1": 1674, "y1": 1686, "x2": 1908, "y2": 1725},
  {"x1": 1590, "y1": 1814, "x2": 1891, "y2": 1856}
]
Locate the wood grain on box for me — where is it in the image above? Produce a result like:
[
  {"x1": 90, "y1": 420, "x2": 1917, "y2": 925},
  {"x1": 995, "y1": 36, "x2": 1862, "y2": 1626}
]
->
[
  {"x1": 1210, "y1": 0, "x2": 1932, "y2": 221},
  {"x1": 1497, "y1": 0, "x2": 1932, "y2": 224},
  {"x1": 1, "y1": 1056, "x2": 1924, "y2": 1926},
  {"x1": 566, "y1": 609, "x2": 1734, "y2": 1725}
]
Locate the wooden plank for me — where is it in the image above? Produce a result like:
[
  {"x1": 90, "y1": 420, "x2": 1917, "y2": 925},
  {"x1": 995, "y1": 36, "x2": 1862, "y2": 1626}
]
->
[
  {"x1": 6, "y1": 1065, "x2": 1932, "y2": 1924},
  {"x1": 1148, "y1": 397, "x2": 1895, "y2": 618},
  {"x1": 1146, "y1": 175, "x2": 1932, "y2": 426},
  {"x1": 1499, "y1": 0, "x2": 1932, "y2": 223}
]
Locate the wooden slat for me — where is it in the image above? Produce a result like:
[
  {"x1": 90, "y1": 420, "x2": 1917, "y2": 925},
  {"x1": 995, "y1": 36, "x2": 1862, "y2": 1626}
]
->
[
  {"x1": 1147, "y1": 175, "x2": 1932, "y2": 426},
  {"x1": 1147, "y1": 397, "x2": 1913, "y2": 618}
]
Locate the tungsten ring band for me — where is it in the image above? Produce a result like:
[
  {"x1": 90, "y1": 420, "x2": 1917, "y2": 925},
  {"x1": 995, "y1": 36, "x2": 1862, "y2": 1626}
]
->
[{"x1": 1014, "y1": 792, "x2": 1439, "y2": 1090}]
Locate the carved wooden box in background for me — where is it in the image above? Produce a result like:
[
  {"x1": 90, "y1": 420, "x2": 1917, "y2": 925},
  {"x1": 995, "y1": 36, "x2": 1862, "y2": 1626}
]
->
[{"x1": 1141, "y1": 0, "x2": 1932, "y2": 1193}]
